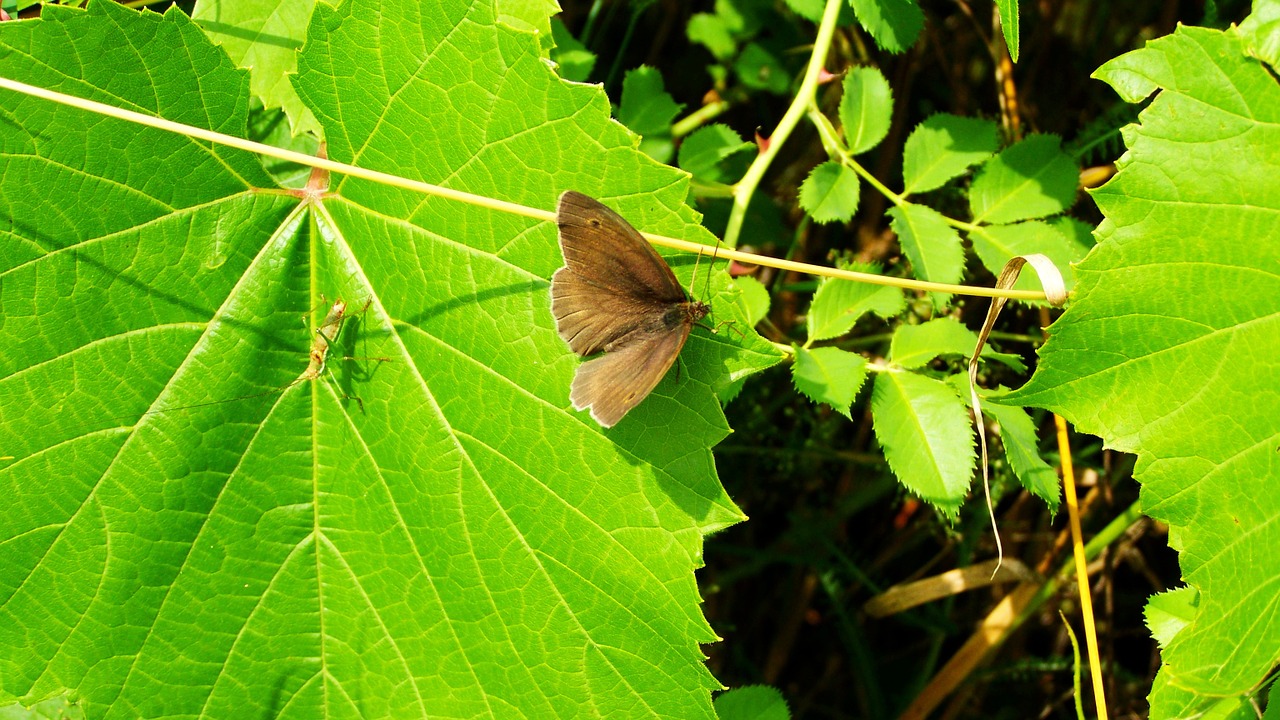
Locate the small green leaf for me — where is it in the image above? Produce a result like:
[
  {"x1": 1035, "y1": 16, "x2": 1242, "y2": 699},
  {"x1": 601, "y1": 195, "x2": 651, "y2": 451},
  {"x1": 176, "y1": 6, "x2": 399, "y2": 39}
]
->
[
  {"x1": 807, "y1": 262, "x2": 905, "y2": 341},
  {"x1": 714, "y1": 684, "x2": 792, "y2": 720},
  {"x1": 618, "y1": 66, "x2": 681, "y2": 134},
  {"x1": 981, "y1": 399, "x2": 1059, "y2": 512},
  {"x1": 735, "y1": 42, "x2": 790, "y2": 94},
  {"x1": 887, "y1": 203, "x2": 963, "y2": 307},
  {"x1": 1145, "y1": 587, "x2": 1198, "y2": 650},
  {"x1": 994, "y1": 0, "x2": 1019, "y2": 62},
  {"x1": 679, "y1": 124, "x2": 755, "y2": 183},
  {"x1": 969, "y1": 134, "x2": 1078, "y2": 224},
  {"x1": 1046, "y1": 214, "x2": 1095, "y2": 254},
  {"x1": 792, "y1": 346, "x2": 869, "y2": 419},
  {"x1": 871, "y1": 370, "x2": 975, "y2": 518},
  {"x1": 838, "y1": 66, "x2": 893, "y2": 154},
  {"x1": 890, "y1": 318, "x2": 1026, "y2": 372},
  {"x1": 732, "y1": 275, "x2": 771, "y2": 327},
  {"x1": 848, "y1": 0, "x2": 924, "y2": 53},
  {"x1": 549, "y1": 18, "x2": 596, "y2": 82},
  {"x1": 687, "y1": 12, "x2": 737, "y2": 60},
  {"x1": 799, "y1": 161, "x2": 860, "y2": 223},
  {"x1": 618, "y1": 65, "x2": 682, "y2": 161},
  {"x1": 902, "y1": 113, "x2": 999, "y2": 194},
  {"x1": 968, "y1": 221, "x2": 1082, "y2": 298}
]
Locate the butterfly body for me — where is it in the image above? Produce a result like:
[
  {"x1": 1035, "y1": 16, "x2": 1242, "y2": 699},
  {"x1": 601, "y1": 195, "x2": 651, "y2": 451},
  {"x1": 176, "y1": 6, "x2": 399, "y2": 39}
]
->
[{"x1": 550, "y1": 191, "x2": 709, "y2": 428}]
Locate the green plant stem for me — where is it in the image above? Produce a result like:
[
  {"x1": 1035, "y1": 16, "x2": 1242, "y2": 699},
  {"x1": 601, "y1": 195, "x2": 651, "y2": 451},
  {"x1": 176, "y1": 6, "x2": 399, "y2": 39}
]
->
[
  {"x1": 672, "y1": 100, "x2": 731, "y2": 138},
  {"x1": 724, "y1": 0, "x2": 844, "y2": 248}
]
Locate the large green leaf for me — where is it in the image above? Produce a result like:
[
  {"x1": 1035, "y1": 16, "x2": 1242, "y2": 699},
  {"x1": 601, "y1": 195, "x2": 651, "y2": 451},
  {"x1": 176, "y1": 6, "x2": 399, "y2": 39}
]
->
[
  {"x1": 0, "y1": 1, "x2": 780, "y2": 717},
  {"x1": 1012, "y1": 21, "x2": 1280, "y2": 717}
]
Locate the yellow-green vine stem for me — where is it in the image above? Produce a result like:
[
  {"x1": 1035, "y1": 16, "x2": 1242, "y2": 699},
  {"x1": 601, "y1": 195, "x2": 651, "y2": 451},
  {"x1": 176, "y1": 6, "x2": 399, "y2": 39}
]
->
[{"x1": 724, "y1": 0, "x2": 844, "y2": 248}]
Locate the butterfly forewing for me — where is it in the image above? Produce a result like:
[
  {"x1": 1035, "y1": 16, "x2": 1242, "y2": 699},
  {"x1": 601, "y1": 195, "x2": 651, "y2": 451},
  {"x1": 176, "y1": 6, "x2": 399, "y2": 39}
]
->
[{"x1": 552, "y1": 192, "x2": 689, "y2": 357}]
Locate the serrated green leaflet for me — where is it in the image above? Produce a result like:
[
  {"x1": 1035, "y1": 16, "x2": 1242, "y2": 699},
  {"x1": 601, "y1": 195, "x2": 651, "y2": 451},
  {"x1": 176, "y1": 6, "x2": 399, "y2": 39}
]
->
[
  {"x1": 1013, "y1": 22, "x2": 1280, "y2": 716},
  {"x1": 791, "y1": 346, "x2": 868, "y2": 419},
  {"x1": 838, "y1": 66, "x2": 892, "y2": 155},
  {"x1": 0, "y1": 1, "x2": 782, "y2": 716},
  {"x1": 890, "y1": 318, "x2": 1026, "y2": 373},
  {"x1": 848, "y1": 0, "x2": 923, "y2": 54},
  {"x1": 901, "y1": 113, "x2": 998, "y2": 195},
  {"x1": 799, "y1": 161, "x2": 860, "y2": 223},
  {"x1": 871, "y1": 370, "x2": 974, "y2": 518},
  {"x1": 887, "y1": 203, "x2": 963, "y2": 301},
  {"x1": 968, "y1": 220, "x2": 1084, "y2": 298},
  {"x1": 969, "y1": 134, "x2": 1077, "y2": 225},
  {"x1": 806, "y1": 263, "x2": 904, "y2": 342}
]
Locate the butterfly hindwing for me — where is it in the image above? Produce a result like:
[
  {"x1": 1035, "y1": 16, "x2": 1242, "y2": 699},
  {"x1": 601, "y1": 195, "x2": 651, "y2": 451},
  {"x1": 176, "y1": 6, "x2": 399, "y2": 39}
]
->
[{"x1": 568, "y1": 323, "x2": 691, "y2": 428}]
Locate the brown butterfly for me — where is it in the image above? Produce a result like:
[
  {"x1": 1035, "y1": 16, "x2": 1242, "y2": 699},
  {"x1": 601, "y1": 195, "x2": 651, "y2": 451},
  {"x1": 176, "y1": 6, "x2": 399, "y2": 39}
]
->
[{"x1": 551, "y1": 191, "x2": 710, "y2": 427}]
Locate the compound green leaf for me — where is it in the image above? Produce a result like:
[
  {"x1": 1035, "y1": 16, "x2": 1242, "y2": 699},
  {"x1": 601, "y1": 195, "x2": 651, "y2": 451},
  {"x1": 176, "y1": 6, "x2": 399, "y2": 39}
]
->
[
  {"x1": 0, "y1": 1, "x2": 781, "y2": 717},
  {"x1": 549, "y1": 18, "x2": 596, "y2": 82},
  {"x1": 792, "y1": 346, "x2": 869, "y2": 419},
  {"x1": 871, "y1": 370, "x2": 975, "y2": 518},
  {"x1": 838, "y1": 65, "x2": 893, "y2": 155},
  {"x1": 618, "y1": 65, "x2": 682, "y2": 162},
  {"x1": 981, "y1": 399, "x2": 1058, "y2": 512},
  {"x1": 969, "y1": 134, "x2": 1078, "y2": 224},
  {"x1": 732, "y1": 275, "x2": 771, "y2": 327},
  {"x1": 679, "y1": 123, "x2": 754, "y2": 184},
  {"x1": 1013, "y1": 22, "x2": 1280, "y2": 716},
  {"x1": 901, "y1": 113, "x2": 998, "y2": 195}
]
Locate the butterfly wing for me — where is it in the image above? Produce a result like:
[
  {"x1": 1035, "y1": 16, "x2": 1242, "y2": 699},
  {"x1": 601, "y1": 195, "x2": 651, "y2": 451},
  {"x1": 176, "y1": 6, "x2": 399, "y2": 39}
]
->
[
  {"x1": 551, "y1": 191, "x2": 688, "y2": 357},
  {"x1": 569, "y1": 319, "x2": 692, "y2": 428}
]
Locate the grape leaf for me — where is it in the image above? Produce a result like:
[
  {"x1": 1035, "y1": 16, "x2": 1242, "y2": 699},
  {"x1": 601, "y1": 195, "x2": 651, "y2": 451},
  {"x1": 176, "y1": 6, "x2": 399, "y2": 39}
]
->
[
  {"x1": 1011, "y1": 21, "x2": 1280, "y2": 717},
  {"x1": 0, "y1": 1, "x2": 782, "y2": 717}
]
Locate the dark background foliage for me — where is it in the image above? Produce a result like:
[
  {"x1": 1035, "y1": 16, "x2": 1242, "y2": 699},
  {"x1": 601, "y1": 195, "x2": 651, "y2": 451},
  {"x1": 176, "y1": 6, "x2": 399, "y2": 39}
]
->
[{"x1": 558, "y1": 1, "x2": 1252, "y2": 717}]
